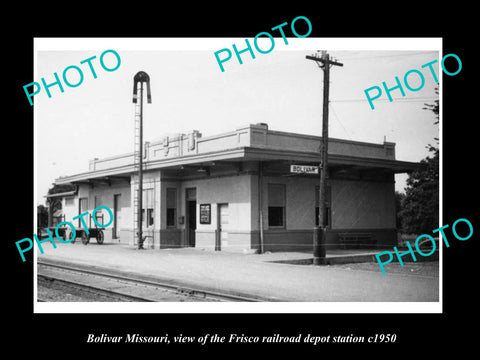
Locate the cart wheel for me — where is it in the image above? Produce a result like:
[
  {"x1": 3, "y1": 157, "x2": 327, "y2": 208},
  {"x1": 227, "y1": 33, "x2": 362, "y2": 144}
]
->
[
  {"x1": 81, "y1": 231, "x2": 90, "y2": 245},
  {"x1": 66, "y1": 229, "x2": 76, "y2": 244},
  {"x1": 96, "y1": 230, "x2": 104, "y2": 244}
]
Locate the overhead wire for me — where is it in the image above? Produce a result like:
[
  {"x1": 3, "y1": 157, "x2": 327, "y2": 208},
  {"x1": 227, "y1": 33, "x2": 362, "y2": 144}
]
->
[
  {"x1": 330, "y1": 96, "x2": 438, "y2": 104},
  {"x1": 334, "y1": 51, "x2": 439, "y2": 61}
]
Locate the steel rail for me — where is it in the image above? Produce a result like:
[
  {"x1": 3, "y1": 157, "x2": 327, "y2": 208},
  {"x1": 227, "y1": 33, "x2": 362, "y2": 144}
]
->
[{"x1": 37, "y1": 260, "x2": 266, "y2": 302}]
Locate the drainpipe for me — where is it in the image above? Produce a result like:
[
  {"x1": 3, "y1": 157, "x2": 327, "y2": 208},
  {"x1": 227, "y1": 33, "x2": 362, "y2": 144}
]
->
[{"x1": 258, "y1": 161, "x2": 264, "y2": 254}]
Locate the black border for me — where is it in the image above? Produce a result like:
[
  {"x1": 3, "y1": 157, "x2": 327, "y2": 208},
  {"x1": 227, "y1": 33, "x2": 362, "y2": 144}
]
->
[{"x1": 7, "y1": 4, "x2": 477, "y2": 355}]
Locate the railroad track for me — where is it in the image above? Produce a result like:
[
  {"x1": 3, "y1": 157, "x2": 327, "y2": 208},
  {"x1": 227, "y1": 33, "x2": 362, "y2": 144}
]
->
[{"x1": 37, "y1": 260, "x2": 264, "y2": 302}]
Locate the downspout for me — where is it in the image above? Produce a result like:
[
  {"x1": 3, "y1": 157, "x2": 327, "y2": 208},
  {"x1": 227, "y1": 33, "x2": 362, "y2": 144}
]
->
[{"x1": 258, "y1": 161, "x2": 264, "y2": 254}]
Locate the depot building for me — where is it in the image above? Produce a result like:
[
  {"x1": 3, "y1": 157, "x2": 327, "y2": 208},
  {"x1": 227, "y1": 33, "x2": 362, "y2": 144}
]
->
[{"x1": 50, "y1": 123, "x2": 420, "y2": 252}]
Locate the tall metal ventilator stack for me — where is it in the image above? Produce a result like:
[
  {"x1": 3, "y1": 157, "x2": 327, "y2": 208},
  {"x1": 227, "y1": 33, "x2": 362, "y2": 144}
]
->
[{"x1": 132, "y1": 71, "x2": 151, "y2": 249}]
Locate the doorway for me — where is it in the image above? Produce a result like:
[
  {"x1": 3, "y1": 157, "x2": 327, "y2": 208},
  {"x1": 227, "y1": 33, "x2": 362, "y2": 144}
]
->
[
  {"x1": 185, "y1": 188, "x2": 196, "y2": 247},
  {"x1": 78, "y1": 198, "x2": 88, "y2": 228},
  {"x1": 217, "y1": 203, "x2": 229, "y2": 249},
  {"x1": 113, "y1": 194, "x2": 121, "y2": 241}
]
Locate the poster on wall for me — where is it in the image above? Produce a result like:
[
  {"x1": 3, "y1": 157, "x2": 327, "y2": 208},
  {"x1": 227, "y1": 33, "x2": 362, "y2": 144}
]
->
[{"x1": 200, "y1": 204, "x2": 211, "y2": 224}]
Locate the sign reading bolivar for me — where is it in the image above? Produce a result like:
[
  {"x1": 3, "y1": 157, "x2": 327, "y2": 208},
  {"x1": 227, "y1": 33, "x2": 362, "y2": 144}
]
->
[{"x1": 290, "y1": 164, "x2": 319, "y2": 175}]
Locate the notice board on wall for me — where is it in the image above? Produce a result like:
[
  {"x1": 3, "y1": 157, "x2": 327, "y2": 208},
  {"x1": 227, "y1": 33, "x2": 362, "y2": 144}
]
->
[{"x1": 200, "y1": 204, "x2": 211, "y2": 224}]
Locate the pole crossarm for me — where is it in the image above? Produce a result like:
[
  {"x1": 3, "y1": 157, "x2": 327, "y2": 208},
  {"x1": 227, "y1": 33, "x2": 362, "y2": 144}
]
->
[{"x1": 305, "y1": 54, "x2": 344, "y2": 68}]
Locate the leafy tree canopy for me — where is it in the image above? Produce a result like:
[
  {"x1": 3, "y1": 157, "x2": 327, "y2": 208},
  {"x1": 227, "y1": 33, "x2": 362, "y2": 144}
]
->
[{"x1": 398, "y1": 87, "x2": 439, "y2": 234}]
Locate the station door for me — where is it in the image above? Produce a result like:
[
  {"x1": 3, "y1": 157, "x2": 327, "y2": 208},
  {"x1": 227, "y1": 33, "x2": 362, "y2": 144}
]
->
[{"x1": 218, "y1": 203, "x2": 229, "y2": 248}]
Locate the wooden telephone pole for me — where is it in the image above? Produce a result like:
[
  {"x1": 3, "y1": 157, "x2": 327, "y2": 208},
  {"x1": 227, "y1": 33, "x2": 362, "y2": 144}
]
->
[{"x1": 306, "y1": 51, "x2": 343, "y2": 265}]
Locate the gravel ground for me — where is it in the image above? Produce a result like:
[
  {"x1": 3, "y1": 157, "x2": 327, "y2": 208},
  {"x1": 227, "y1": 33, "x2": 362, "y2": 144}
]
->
[
  {"x1": 333, "y1": 261, "x2": 439, "y2": 277},
  {"x1": 37, "y1": 276, "x2": 136, "y2": 302},
  {"x1": 37, "y1": 244, "x2": 439, "y2": 302}
]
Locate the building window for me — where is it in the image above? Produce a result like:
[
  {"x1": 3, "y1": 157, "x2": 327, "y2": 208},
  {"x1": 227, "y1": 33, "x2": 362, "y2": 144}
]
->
[
  {"x1": 268, "y1": 183, "x2": 285, "y2": 228},
  {"x1": 315, "y1": 185, "x2": 331, "y2": 227},
  {"x1": 93, "y1": 195, "x2": 104, "y2": 225},
  {"x1": 166, "y1": 188, "x2": 177, "y2": 227},
  {"x1": 147, "y1": 209, "x2": 154, "y2": 227},
  {"x1": 94, "y1": 195, "x2": 102, "y2": 208},
  {"x1": 143, "y1": 189, "x2": 154, "y2": 227},
  {"x1": 79, "y1": 197, "x2": 88, "y2": 212},
  {"x1": 78, "y1": 198, "x2": 88, "y2": 228}
]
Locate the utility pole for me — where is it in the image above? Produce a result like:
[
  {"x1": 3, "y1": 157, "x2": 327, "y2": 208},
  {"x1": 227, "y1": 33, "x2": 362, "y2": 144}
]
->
[{"x1": 306, "y1": 51, "x2": 343, "y2": 265}]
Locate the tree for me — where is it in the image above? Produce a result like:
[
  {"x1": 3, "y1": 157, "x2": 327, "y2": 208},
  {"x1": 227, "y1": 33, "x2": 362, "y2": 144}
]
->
[
  {"x1": 37, "y1": 204, "x2": 49, "y2": 229},
  {"x1": 41, "y1": 183, "x2": 76, "y2": 227},
  {"x1": 399, "y1": 147, "x2": 439, "y2": 233},
  {"x1": 398, "y1": 87, "x2": 439, "y2": 234},
  {"x1": 395, "y1": 191, "x2": 405, "y2": 230},
  {"x1": 45, "y1": 183, "x2": 76, "y2": 212},
  {"x1": 423, "y1": 88, "x2": 439, "y2": 124}
]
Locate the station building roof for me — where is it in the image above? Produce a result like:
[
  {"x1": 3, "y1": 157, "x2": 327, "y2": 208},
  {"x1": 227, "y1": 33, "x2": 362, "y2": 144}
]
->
[{"x1": 55, "y1": 123, "x2": 423, "y2": 186}]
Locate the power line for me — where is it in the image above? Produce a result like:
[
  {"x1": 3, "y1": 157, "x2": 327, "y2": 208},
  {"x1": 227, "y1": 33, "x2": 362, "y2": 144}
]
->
[
  {"x1": 337, "y1": 51, "x2": 439, "y2": 61},
  {"x1": 330, "y1": 97, "x2": 438, "y2": 103},
  {"x1": 329, "y1": 103, "x2": 372, "y2": 157}
]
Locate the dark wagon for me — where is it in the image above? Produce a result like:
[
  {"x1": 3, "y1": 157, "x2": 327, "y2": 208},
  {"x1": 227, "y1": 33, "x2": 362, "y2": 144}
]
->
[{"x1": 49, "y1": 213, "x2": 105, "y2": 245}]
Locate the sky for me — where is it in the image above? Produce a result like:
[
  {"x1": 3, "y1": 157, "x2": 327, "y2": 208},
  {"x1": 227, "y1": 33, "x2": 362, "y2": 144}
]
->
[{"x1": 35, "y1": 38, "x2": 440, "y2": 205}]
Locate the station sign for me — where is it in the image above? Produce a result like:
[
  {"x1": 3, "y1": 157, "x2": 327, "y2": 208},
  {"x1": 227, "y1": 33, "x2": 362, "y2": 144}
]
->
[{"x1": 290, "y1": 165, "x2": 319, "y2": 174}]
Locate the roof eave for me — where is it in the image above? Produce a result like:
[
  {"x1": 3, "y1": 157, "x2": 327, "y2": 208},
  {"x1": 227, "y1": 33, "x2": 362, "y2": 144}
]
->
[{"x1": 54, "y1": 146, "x2": 423, "y2": 185}]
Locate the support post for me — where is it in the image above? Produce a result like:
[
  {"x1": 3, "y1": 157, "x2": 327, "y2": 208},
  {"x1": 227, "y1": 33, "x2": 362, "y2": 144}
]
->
[
  {"x1": 313, "y1": 226, "x2": 326, "y2": 265},
  {"x1": 137, "y1": 82, "x2": 144, "y2": 249},
  {"x1": 258, "y1": 161, "x2": 264, "y2": 254},
  {"x1": 215, "y1": 229, "x2": 220, "y2": 251},
  {"x1": 132, "y1": 71, "x2": 152, "y2": 250}
]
